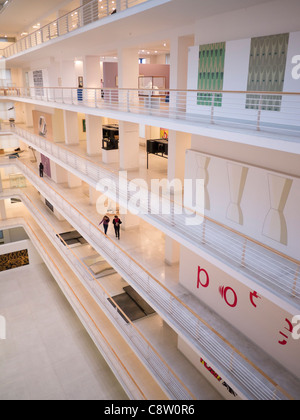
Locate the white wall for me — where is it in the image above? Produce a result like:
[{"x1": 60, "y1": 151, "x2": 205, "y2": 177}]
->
[
  {"x1": 283, "y1": 31, "x2": 300, "y2": 93},
  {"x1": 185, "y1": 149, "x2": 300, "y2": 259},
  {"x1": 187, "y1": 29, "x2": 300, "y2": 126},
  {"x1": 179, "y1": 244, "x2": 300, "y2": 378}
]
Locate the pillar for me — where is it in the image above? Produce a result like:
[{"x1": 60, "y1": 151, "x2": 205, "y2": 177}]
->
[
  {"x1": 169, "y1": 34, "x2": 194, "y2": 113},
  {"x1": 0, "y1": 171, "x2": 5, "y2": 220},
  {"x1": 67, "y1": 172, "x2": 82, "y2": 189},
  {"x1": 119, "y1": 206, "x2": 140, "y2": 231},
  {"x1": 168, "y1": 130, "x2": 191, "y2": 190},
  {"x1": 89, "y1": 185, "x2": 101, "y2": 206},
  {"x1": 119, "y1": 121, "x2": 140, "y2": 170},
  {"x1": 0, "y1": 201, "x2": 6, "y2": 220},
  {"x1": 165, "y1": 236, "x2": 180, "y2": 266},
  {"x1": 63, "y1": 110, "x2": 79, "y2": 145},
  {"x1": 52, "y1": 109, "x2": 65, "y2": 143},
  {"x1": 86, "y1": 114, "x2": 102, "y2": 156},
  {"x1": 83, "y1": 56, "x2": 101, "y2": 88},
  {"x1": 117, "y1": 48, "x2": 140, "y2": 170}
]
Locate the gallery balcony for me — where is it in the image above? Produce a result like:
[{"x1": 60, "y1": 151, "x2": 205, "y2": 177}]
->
[{"x1": 1, "y1": 87, "x2": 300, "y2": 153}]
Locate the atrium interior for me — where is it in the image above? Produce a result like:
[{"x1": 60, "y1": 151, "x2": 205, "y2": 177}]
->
[{"x1": 0, "y1": 0, "x2": 300, "y2": 401}]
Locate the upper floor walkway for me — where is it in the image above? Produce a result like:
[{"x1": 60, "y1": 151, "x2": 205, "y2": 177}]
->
[{"x1": 1, "y1": 86, "x2": 300, "y2": 154}]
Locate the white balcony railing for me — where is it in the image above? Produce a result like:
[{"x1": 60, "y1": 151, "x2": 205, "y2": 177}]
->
[
  {"x1": 12, "y1": 125, "x2": 300, "y2": 309},
  {"x1": 1, "y1": 158, "x2": 294, "y2": 400},
  {"x1": 1, "y1": 0, "x2": 151, "y2": 59},
  {"x1": 3, "y1": 86, "x2": 300, "y2": 139}
]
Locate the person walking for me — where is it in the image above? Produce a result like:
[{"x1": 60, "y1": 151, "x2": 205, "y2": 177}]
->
[
  {"x1": 99, "y1": 215, "x2": 110, "y2": 235},
  {"x1": 39, "y1": 162, "x2": 44, "y2": 177},
  {"x1": 113, "y1": 215, "x2": 122, "y2": 240}
]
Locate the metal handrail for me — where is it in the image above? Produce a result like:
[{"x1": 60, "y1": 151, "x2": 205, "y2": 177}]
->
[
  {"x1": 22, "y1": 192, "x2": 195, "y2": 400},
  {"x1": 1, "y1": 158, "x2": 294, "y2": 400},
  {"x1": 1, "y1": 0, "x2": 152, "y2": 58},
  {"x1": 2, "y1": 86, "x2": 300, "y2": 138},
  {"x1": 11, "y1": 125, "x2": 300, "y2": 307},
  {"x1": 23, "y1": 218, "x2": 148, "y2": 400}
]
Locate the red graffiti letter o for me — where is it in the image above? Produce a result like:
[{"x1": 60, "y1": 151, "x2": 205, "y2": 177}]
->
[{"x1": 223, "y1": 287, "x2": 237, "y2": 308}]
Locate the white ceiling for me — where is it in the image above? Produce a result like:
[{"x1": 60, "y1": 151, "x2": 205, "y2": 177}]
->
[{"x1": 0, "y1": 0, "x2": 71, "y2": 36}]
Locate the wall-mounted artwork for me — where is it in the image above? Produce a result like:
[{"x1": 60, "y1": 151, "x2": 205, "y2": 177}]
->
[
  {"x1": 197, "y1": 42, "x2": 225, "y2": 107},
  {"x1": 0, "y1": 249, "x2": 29, "y2": 272},
  {"x1": 160, "y1": 128, "x2": 168, "y2": 139},
  {"x1": 32, "y1": 110, "x2": 53, "y2": 141},
  {"x1": 33, "y1": 69, "x2": 44, "y2": 97},
  {"x1": 41, "y1": 154, "x2": 51, "y2": 178},
  {"x1": 246, "y1": 33, "x2": 289, "y2": 111}
]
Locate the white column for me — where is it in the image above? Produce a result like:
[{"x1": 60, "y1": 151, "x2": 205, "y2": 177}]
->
[
  {"x1": 89, "y1": 185, "x2": 101, "y2": 206},
  {"x1": 117, "y1": 48, "x2": 140, "y2": 170},
  {"x1": 0, "y1": 201, "x2": 6, "y2": 220},
  {"x1": 168, "y1": 130, "x2": 191, "y2": 187},
  {"x1": 0, "y1": 170, "x2": 3, "y2": 192},
  {"x1": 169, "y1": 34, "x2": 194, "y2": 113},
  {"x1": 165, "y1": 236, "x2": 180, "y2": 266},
  {"x1": 63, "y1": 110, "x2": 79, "y2": 145},
  {"x1": 119, "y1": 121, "x2": 140, "y2": 170},
  {"x1": 118, "y1": 47, "x2": 139, "y2": 89},
  {"x1": 83, "y1": 56, "x2": 101, "y2": 88},
  {"x1": 68, "y1": 172, "x2": 82, "y2": 188},
  {"x1": 52, "y1": 109, "x2": 65, "y2": 143},
  {"x1": 24, "y1": 103, "x2": 34, "y2": 127},
  {"x1": 119, "y1": 207, "x2": 140, "y2": 231},
  {"x1": 118, "y1": 49, "x2": 139, "y2": 170},
  {"x1": 0, "y1": 171, "x2": 6, "y2": 219},
  {"x1": 50, "y1": 161, "x2": 68, "y2": 184},
  {"x1": 86, "y1": 114, "x2": 102, "y2": 156}
]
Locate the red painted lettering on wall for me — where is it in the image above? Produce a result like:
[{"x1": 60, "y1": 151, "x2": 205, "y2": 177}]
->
[
  {"x1": 219, "y1": 286, "x2": 238, "y2": 308},
  {"x1": 197, "y1": 266, "x2": 209, "y2": 288},
  {"x1": 278, "y1": 318, "x2": 294, "y2": 346},
  {"x1": 200, "y1": 358, "x2": 222, "y2": 382}
]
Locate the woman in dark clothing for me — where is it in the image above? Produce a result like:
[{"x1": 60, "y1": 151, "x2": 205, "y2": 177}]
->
[{"x1": 99, "y1": 215, "x2": 110, "y2": 235}]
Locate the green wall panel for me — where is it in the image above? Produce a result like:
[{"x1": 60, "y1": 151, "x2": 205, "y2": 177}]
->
[
  {"x1": 246, "y1": 33, "x2": 289, "y2": 111},
  {"x1": 197, "y1": 42, "x2": 225, "y2": 106}
]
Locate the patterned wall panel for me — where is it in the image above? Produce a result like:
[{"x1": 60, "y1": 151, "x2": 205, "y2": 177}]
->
[
  {"x1": 0, "y1": 249, "x2": 29, "y2": 272},
  {"x1": 197, "y1": 42, "x2": 225, "y2": 107},
  {"x1": 246, "y1": 33, "x2": 289, "y2": 111}
]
